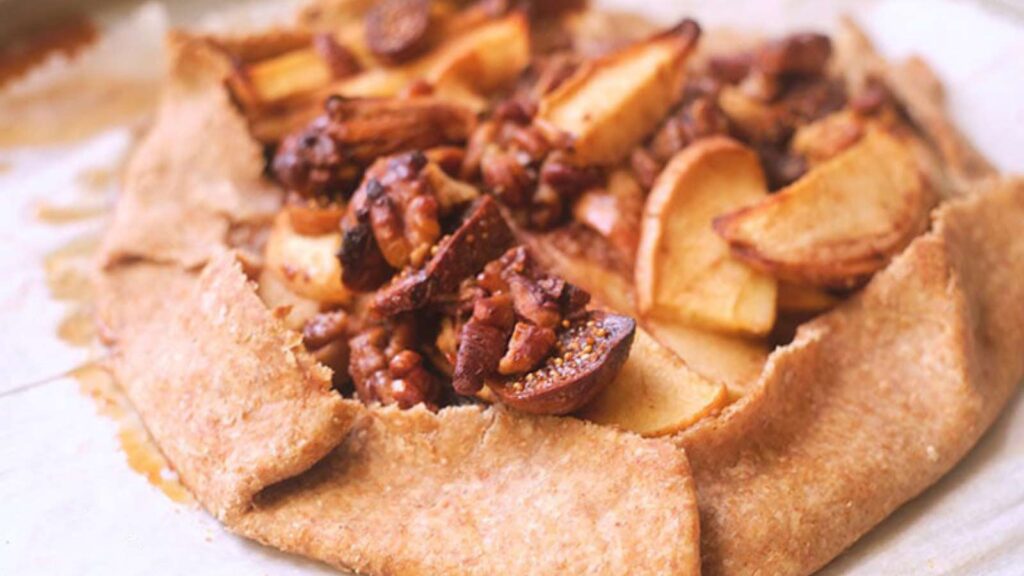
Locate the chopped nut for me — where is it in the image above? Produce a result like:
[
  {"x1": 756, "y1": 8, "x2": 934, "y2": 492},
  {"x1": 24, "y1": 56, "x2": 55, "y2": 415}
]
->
[
  {"x1": 498, "y1": 322, "x2": 557, "y2": 375},
  {"x1": 349, "y1": 320, "x2": 441, "y2": 409},
  {"x1": 302, "y1": 309, "x2": 349, "y2": 350}
]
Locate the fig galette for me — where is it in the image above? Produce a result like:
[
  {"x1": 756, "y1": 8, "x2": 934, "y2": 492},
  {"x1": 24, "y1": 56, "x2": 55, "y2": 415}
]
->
[{"x1": 95, "y1": 1, "x2": 1023, "y2": 575}]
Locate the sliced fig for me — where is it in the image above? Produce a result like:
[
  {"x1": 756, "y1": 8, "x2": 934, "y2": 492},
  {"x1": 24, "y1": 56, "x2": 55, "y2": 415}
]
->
[
  {"x1": 365, "y1": 0, "x2": 432, "y2": 64},
  {"x1": 372, "y1": 196, "x2": 515, "y2": 314},
  {"x1": 486, "y1": 311, "x2": 636, "y2": 415}
]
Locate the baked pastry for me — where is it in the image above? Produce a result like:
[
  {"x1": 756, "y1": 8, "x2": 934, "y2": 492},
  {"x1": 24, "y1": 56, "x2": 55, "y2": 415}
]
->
[{"x1": 94, "y1": 1, "x2": 1022, "y2": 574}]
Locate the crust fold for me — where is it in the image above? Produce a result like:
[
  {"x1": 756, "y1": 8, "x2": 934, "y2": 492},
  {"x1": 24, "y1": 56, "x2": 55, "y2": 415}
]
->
[
  {"x1": 99, "y1": 33, "x2": 280, "y2": 269},
  {"x1": 679, "y1": 178, "x2": 1024, "y2": 575},
  {"x1": 234, "y1": 406, "x2": 701, "y2": 576},
  {"x1": 98, "y1": 254, "x2": 361, "y2": 521}
]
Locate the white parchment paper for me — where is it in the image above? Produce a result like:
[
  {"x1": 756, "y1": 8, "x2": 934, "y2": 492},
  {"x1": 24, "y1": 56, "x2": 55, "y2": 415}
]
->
[{"x1": 0, "y1": 1, "x2": 1020, "y2": 574}]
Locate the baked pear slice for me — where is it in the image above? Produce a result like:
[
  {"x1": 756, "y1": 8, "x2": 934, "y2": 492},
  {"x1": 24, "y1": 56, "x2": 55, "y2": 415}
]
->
[
  {"x1": 535, "y1": 20, "x2": 700, "y2": 165},
  {"x1": 714, "y1": 130, "x2": 934, "y2": 288},
  {"x1": 264, "y1": 212, "x2": 351, "y2": 305},
  {"x1": 636, "y1": 137, "x2": 778, "y2": 336},
  {"x1": 580, "y1": 328, "x2": 728, "y2": 437}
]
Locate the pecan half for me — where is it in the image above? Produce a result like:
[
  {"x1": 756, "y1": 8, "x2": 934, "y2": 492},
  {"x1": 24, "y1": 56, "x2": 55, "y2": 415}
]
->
[
  {"x1": 302, "y1": 310, "x2": 352, "y2": 389},
  {"x1": 452, "y1": 293, "x2": 515, "y2": 395},
  {"x1": 349, "y1": 319, "x2": 441, "y2": 409}
]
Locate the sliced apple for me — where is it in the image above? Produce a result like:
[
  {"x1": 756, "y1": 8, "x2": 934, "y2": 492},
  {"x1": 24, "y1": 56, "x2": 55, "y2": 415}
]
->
[
  {"x1": 636, "y1": 137, "x2": 778, "y2": 336},
  {"x1": 776, "y1": 281, "x2": 841, "y2": 314},
  {"x1": 424, "y1": 13, "x2": 530, "y2": 94},
  {"x1": 256, "y1": 268, "x2": 323, "y2": 332},
  {"x1": 572, "y1": 168, "x2": 644, "y2": 263},
  {"x1": 580, "y1": 327, "x2": 728, "y2": 437},
  {"x1": 264, "y1": 212, "x2": 351, "y2": 305},
  {"x1": 518, "y1": 226, "x2": 635, "y2": 315},
  {"x1": 535, "y1": 20, "x2": 700, "y2": 165},
  {"x1": 790, "y1": 108, "x2": 866, "y2": 165},
  {"x1": 714, "y1": 130, "x2": 933, "y2": 289},
  {"x1": 245, "y1": 15, "x2": 530, "y2": 140},
  {"x1": 643, "y1": 319, "x2": 768, "y2": 400}
]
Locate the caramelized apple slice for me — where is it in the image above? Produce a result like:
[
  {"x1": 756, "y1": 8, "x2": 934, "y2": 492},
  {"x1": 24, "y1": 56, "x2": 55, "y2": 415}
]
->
[
  {"x1": 776, "y1": 281, "x2": 841, "y2": 314},
  {"x1": 284, "y1": 197, "x2": 346, "y2": 236},
  {"x1": 714, "y1": 130, "x2": 933, "y2": 288},
  {"x1": 331, "y1": 13, "x2": 529, "y2": 99},
  {"x1": 790, "y1": 108, "x2": 867, "y2": 165},
  {"x1": 423, "y1": 12, "x2": 530, "y2": 95},
  {"x1": 580, "y1": 327, "x2": 728, "y2": 436},
  {"x1": 264, "y1": 213, "x2": 352, "y2": 304},
  {"x1": 643, "y1": 319, "x2": 767, "y2": 400},
  {"x1": 229, "y1": 49, "x2": 333, "y2": 111},
  {"x1": 246, "y1": 15, "x2": 530, "y2": 139},
  {"x1": 636, "y1": 137, "x2": 778, "y2": 336},
  {"x1": 372, "y1": 196, "x2": 515, "y2": 314},
  {"x1": 536, "y1": 20, "x2": 700, "y2": 165},
  {"x1": 487, "y1": 311, "x2": 636, "y2": 415}
]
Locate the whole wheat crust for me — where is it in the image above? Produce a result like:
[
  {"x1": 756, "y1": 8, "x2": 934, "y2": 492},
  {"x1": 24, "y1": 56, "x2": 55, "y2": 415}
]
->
[{"x1": 95, "y1": 11, "x2": 1022, "y2": 576}]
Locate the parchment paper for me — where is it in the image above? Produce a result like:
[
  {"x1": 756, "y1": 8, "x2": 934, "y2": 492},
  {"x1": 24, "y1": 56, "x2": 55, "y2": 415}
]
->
[{"x1": 0, "y1": 1, "x2": 1020, "y2": 574}]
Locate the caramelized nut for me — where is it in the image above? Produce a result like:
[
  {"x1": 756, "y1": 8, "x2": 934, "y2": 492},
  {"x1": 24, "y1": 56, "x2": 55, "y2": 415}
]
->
[
  {"x1": 498, "y1": 322, "x2": 557, "y2": 375},
  {"x1": 302, "y1": 309, "x2": 349, "y2": 350},
  {"x1": 756, "y1": 33, "x2": 832, "y2": 77}
]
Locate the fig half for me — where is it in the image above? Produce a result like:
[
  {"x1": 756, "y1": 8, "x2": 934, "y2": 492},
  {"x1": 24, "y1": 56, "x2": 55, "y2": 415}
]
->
[
  {"x1": 486, "y1": 311, "x2": 636, "y2": 415},
  {"x1": 373, "y1": 196, "x2": 515, "y2": 314}
]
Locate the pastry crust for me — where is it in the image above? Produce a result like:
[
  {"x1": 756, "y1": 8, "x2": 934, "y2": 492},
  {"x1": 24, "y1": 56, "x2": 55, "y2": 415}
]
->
[
  {"x1": 236, "y1": 406, "x2": 701, "y2": 576},
  {"x1": 99, "y1": 33, "x2": 280, "y2": 268},
  {"x1": 97, "y1": 255, "x2": 361, "y2": 522},
  {"x1": 93, "y1": 8, "x2": 1022, "y2": 576}
]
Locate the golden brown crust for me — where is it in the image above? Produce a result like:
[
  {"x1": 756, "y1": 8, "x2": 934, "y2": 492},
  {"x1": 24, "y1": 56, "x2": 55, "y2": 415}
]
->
[
  {"x1": 98, "y1": 253, "x2": 361, "y2": 521},
  {"x1": 678, "y1": 178, "x2": 1024, "y2": 576},
  {"x1": 235, "y1": 405, "x2": 702, "y2": 576},
  {"x1": 99, "y1": 33, "x2": 280, "y2": 269}
]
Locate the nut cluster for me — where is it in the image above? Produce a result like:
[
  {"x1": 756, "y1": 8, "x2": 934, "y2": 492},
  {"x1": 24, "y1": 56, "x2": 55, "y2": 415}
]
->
[
  {"x1": 451, "y1": 246, "x2": 592, "y2": 395},
  {"x1": 348, "y1": 319, "x2": 441, "y2": 409},
  {"x1": 339, "y1": 151, "x2": 479, "y2": 291},
  {"x1": 632, "y1": 33, "x2": 851, "y2": 190}
]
